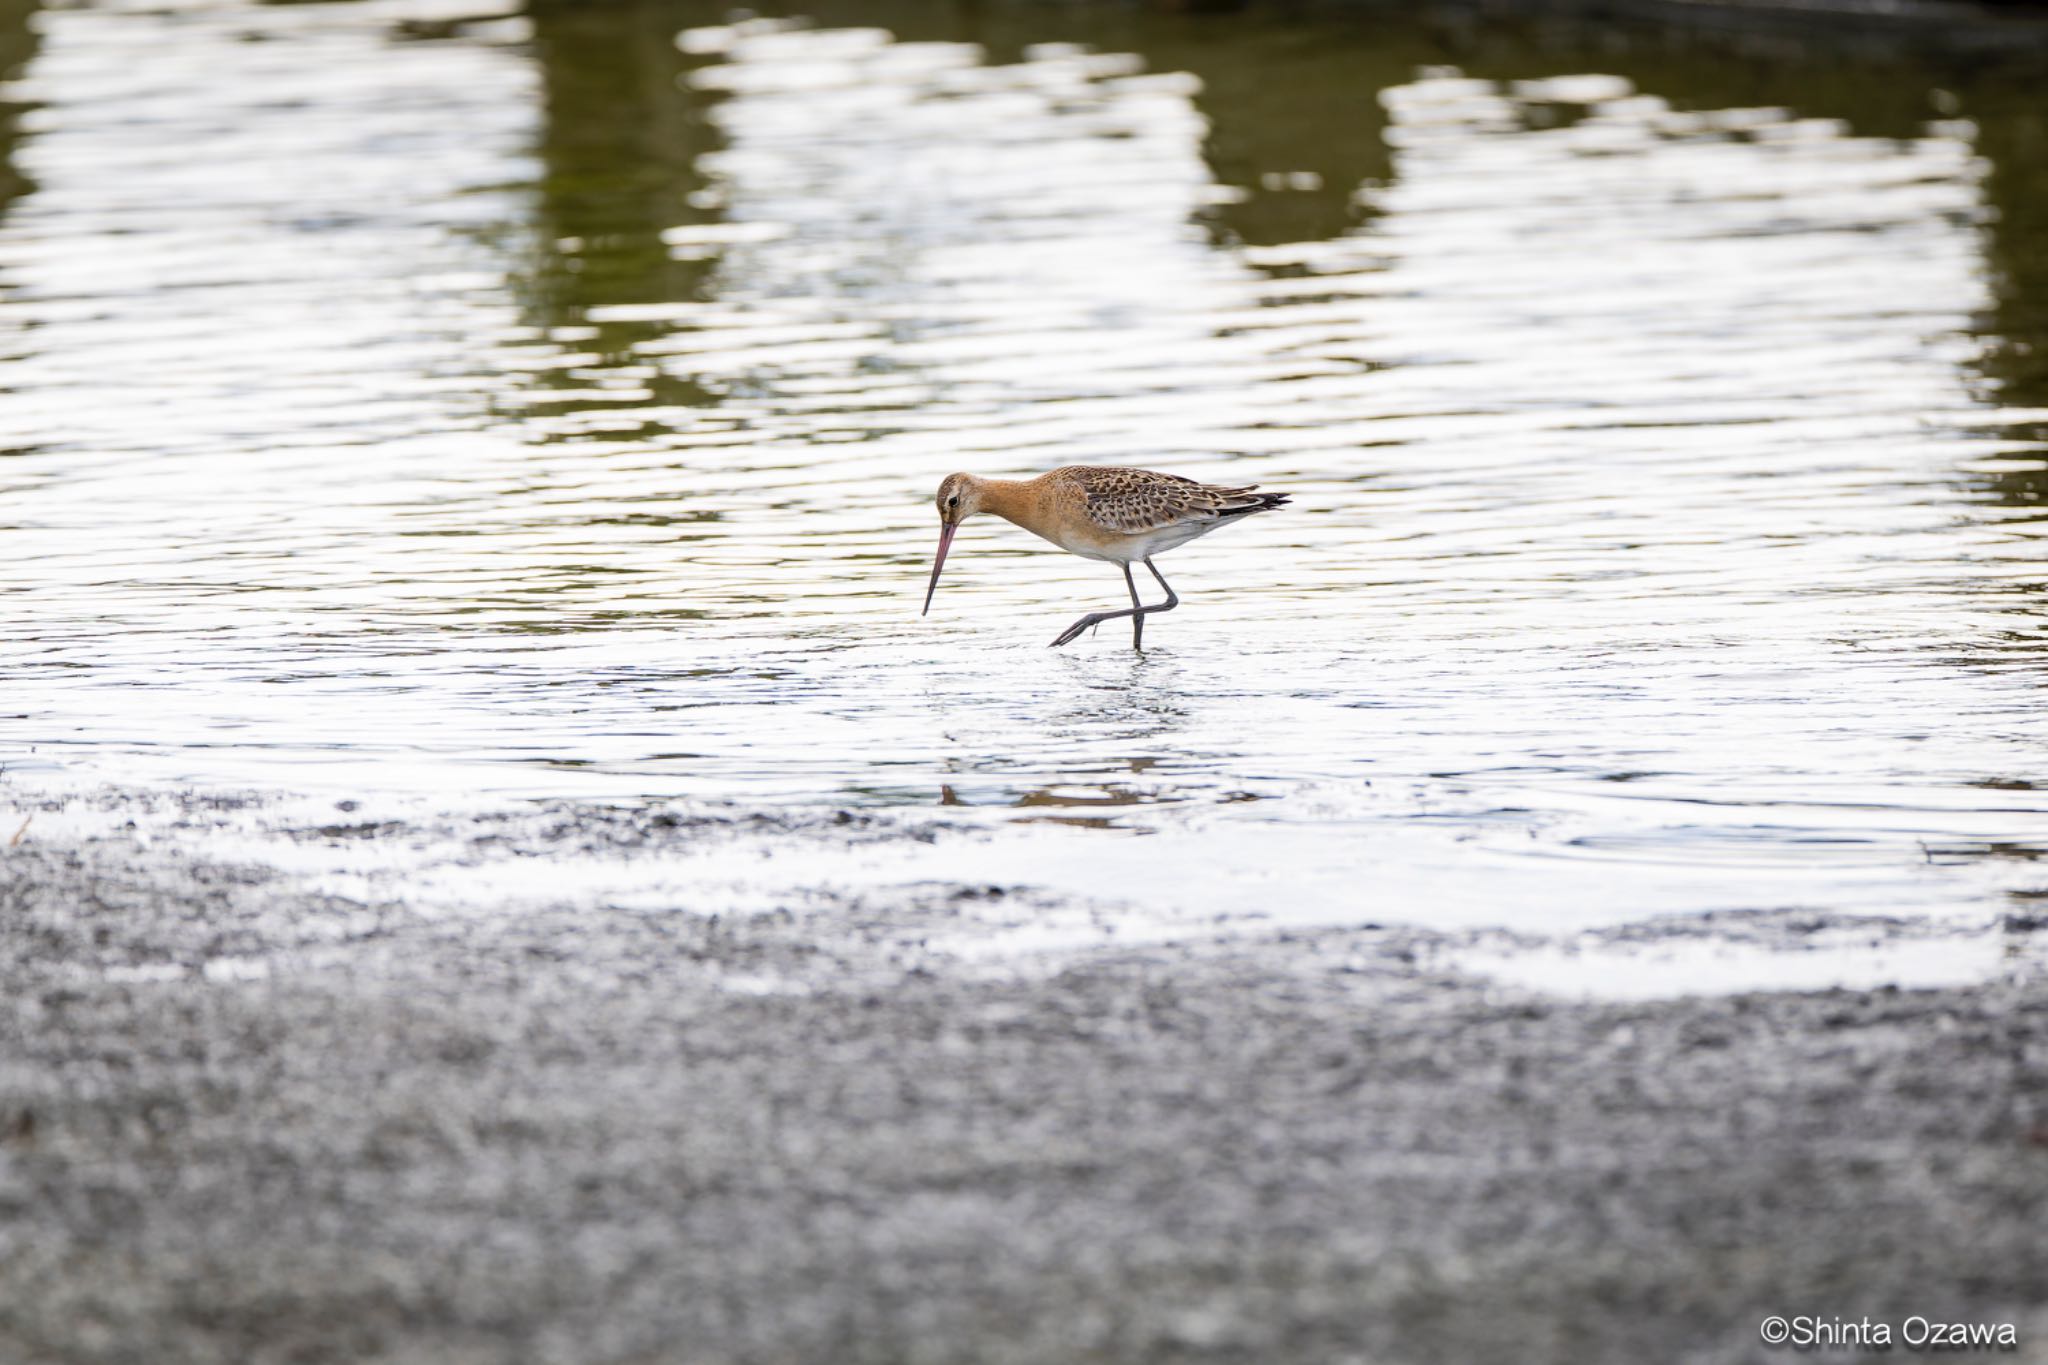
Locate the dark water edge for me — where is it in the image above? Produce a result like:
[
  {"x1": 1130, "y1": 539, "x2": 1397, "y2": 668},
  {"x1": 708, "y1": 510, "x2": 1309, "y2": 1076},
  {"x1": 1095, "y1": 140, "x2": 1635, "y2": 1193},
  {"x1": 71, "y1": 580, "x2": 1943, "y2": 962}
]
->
[
  {"x1": 0, "y1": 793, "x2": 2043, "y2": 1364},
  {"x1": 1400, "y1": 0, "x2": 2048, "y2": 59}
]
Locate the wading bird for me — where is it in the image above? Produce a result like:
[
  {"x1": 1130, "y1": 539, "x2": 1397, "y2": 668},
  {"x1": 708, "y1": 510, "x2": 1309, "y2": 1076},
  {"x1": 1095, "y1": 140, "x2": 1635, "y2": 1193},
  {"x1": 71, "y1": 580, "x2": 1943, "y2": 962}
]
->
[{"x1": 921, "y1": 465, "x2": 1290, "y2": 649}]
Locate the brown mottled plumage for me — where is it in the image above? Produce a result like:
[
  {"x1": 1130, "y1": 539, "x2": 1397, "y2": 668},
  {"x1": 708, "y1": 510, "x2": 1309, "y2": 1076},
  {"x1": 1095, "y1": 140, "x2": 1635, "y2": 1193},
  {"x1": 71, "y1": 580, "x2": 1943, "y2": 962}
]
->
[{"x1": 922, "y1": 465, "x2": 1291, "y2": 649}]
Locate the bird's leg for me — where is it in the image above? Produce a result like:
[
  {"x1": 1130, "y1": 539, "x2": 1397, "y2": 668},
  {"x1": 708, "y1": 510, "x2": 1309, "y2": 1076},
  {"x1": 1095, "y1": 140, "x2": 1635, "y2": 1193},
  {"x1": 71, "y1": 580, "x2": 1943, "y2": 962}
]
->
[
  {"x1": 1143, "y1": 558, "x2": 1180, "y2": 615},
  {"x1": 1125, "y1": 563, "x2": 1145, "y2": 650},
  {"x1": 1050, "y1": 564, "x2": 1141, "y2": 647},
  {"x1": 1049, "y1": 560, "x2": 1179, "y2": 649},
  {"x1": 1049, "y1": 601, "x2": 1140, "y2": 649}
]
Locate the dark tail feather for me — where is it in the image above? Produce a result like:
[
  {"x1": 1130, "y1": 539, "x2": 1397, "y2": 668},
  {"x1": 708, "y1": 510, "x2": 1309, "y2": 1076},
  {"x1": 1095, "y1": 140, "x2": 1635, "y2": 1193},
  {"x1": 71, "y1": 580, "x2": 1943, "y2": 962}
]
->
[{"x1": 1220, "y1": 490, "x2": 1291, "y2": 518}]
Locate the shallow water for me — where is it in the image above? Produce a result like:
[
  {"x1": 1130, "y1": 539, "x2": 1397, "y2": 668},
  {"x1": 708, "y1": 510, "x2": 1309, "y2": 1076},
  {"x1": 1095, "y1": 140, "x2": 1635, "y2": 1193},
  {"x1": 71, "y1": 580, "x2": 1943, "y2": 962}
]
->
[{"x1": 2, "y1": 0, "x2": 2046, "y2": 983}]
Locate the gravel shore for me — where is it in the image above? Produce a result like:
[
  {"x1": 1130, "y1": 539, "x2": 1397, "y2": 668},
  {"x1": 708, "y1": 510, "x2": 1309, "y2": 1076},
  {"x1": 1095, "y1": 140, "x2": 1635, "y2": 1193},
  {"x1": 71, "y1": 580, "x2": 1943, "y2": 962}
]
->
[{"x1": 2, "y1": 794, "x2": 2044, "y2": 1365}]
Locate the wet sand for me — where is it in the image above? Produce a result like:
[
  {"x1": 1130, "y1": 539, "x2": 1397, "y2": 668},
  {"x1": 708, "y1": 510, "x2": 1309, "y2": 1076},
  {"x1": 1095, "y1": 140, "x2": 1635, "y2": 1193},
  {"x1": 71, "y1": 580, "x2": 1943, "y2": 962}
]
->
[{"x1": 3, "y1": 795, "x2": 2044, "y2": 1365}]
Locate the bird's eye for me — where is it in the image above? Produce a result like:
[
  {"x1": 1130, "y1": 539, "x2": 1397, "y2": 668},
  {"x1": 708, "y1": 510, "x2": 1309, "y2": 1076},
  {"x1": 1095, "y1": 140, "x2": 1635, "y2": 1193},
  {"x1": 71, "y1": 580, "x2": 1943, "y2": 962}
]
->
[{"x1": 947, "y1": 496, "x2": 959, "y2": 508}]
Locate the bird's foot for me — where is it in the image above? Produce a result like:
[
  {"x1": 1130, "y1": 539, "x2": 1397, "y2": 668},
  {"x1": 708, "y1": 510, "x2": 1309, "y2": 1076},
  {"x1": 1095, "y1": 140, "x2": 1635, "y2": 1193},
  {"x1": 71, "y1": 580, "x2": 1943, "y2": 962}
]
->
[{"x1": 1050, "y1": 613, "x2": 1107, "y2": 647}]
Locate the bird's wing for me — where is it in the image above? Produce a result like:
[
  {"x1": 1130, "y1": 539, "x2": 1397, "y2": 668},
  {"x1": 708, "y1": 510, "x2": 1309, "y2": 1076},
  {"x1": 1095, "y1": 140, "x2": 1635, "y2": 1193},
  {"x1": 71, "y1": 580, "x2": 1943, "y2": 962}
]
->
[{"x1": 1058, "y1": 466, "x2": 1274, "y2": 535}]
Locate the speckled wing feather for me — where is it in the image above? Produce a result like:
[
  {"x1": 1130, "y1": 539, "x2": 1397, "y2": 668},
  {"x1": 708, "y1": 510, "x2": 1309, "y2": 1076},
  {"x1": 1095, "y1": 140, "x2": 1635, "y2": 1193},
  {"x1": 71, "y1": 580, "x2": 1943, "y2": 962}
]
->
[{"x1": 1054, "y1": 465, "x2": 1289, "y2": 536}]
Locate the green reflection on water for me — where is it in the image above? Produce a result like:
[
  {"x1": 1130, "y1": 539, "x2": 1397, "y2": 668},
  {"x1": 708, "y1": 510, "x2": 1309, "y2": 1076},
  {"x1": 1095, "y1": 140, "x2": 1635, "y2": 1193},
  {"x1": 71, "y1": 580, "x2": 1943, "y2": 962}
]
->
[
  {"x1": 0, "y1": 0, "x2": 38, "y2": 237},
  {"x1": 1971, "y1": 74, "x2": 2048, "y2": 519},
  {"x1": 518, "y1": 0, "x2": 2048, "y2": 447},
  {"x1": 527, "y1": 0, "x2": 719, "y2": 313}
]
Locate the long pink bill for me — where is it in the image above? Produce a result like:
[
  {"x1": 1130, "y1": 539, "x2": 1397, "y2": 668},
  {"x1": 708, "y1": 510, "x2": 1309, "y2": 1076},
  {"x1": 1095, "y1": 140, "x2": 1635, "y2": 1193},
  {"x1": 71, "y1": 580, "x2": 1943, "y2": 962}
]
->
[{"x1": 921, "y1": 523, "x2": 957, "y2": 616}]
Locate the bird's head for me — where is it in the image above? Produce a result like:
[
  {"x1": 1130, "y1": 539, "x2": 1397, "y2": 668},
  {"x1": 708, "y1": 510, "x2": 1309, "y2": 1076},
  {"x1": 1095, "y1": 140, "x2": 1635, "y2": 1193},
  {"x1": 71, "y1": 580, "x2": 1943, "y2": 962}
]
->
[
  {"x1": 923, "y1": 473, "x2": 986, "y2": 616},
  {"x1": 934, "y1": 472, "x2": 987, "y2": 528}
]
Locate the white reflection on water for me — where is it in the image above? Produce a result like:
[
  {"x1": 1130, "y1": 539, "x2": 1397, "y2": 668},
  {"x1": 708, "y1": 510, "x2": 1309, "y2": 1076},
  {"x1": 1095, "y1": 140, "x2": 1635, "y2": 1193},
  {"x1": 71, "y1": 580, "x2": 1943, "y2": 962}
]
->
[{"x1": 1, "y1": 6, "x2": 2045, "y2": 969}]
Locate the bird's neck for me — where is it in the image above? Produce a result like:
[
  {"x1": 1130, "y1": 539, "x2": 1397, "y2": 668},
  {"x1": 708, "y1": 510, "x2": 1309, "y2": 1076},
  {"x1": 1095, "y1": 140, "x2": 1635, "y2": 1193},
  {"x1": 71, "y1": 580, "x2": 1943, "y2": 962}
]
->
[{"x1": 975, "y1": 477, "x2": 1042, "y2": 533}]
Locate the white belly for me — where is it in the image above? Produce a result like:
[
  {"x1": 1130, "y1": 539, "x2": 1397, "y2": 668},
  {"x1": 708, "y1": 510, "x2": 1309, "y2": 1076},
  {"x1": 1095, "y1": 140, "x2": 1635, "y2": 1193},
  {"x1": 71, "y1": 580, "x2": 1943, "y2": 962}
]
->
[{"x1": 1045, "y1": 520, "x2": 1215, "y2": 564}]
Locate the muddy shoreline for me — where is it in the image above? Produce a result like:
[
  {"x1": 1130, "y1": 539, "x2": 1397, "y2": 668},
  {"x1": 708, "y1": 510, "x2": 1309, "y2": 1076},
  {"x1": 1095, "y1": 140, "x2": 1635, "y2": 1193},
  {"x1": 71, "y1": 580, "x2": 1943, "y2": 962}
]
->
[{"x1": 1, "y1": 794, "x2": 2043, "y2": 1364}]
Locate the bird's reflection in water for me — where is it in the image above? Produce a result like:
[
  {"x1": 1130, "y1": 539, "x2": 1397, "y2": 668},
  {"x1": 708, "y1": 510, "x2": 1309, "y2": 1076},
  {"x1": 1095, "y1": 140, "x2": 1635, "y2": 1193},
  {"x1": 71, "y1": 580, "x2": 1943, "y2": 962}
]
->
[
  {"x1": 938, "y1": 775, "x2": 1158, "y2": 830},
  {"x1": 933, "y1": 653, "x2": 1264, "y2": 826}
]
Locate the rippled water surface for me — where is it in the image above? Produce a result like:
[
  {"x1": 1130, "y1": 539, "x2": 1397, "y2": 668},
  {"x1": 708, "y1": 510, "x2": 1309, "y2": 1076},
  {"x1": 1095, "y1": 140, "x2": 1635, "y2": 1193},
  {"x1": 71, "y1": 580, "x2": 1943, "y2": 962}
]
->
[{"x1": 4, "y1": 0, "x2": 2047, "y2": 966}]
